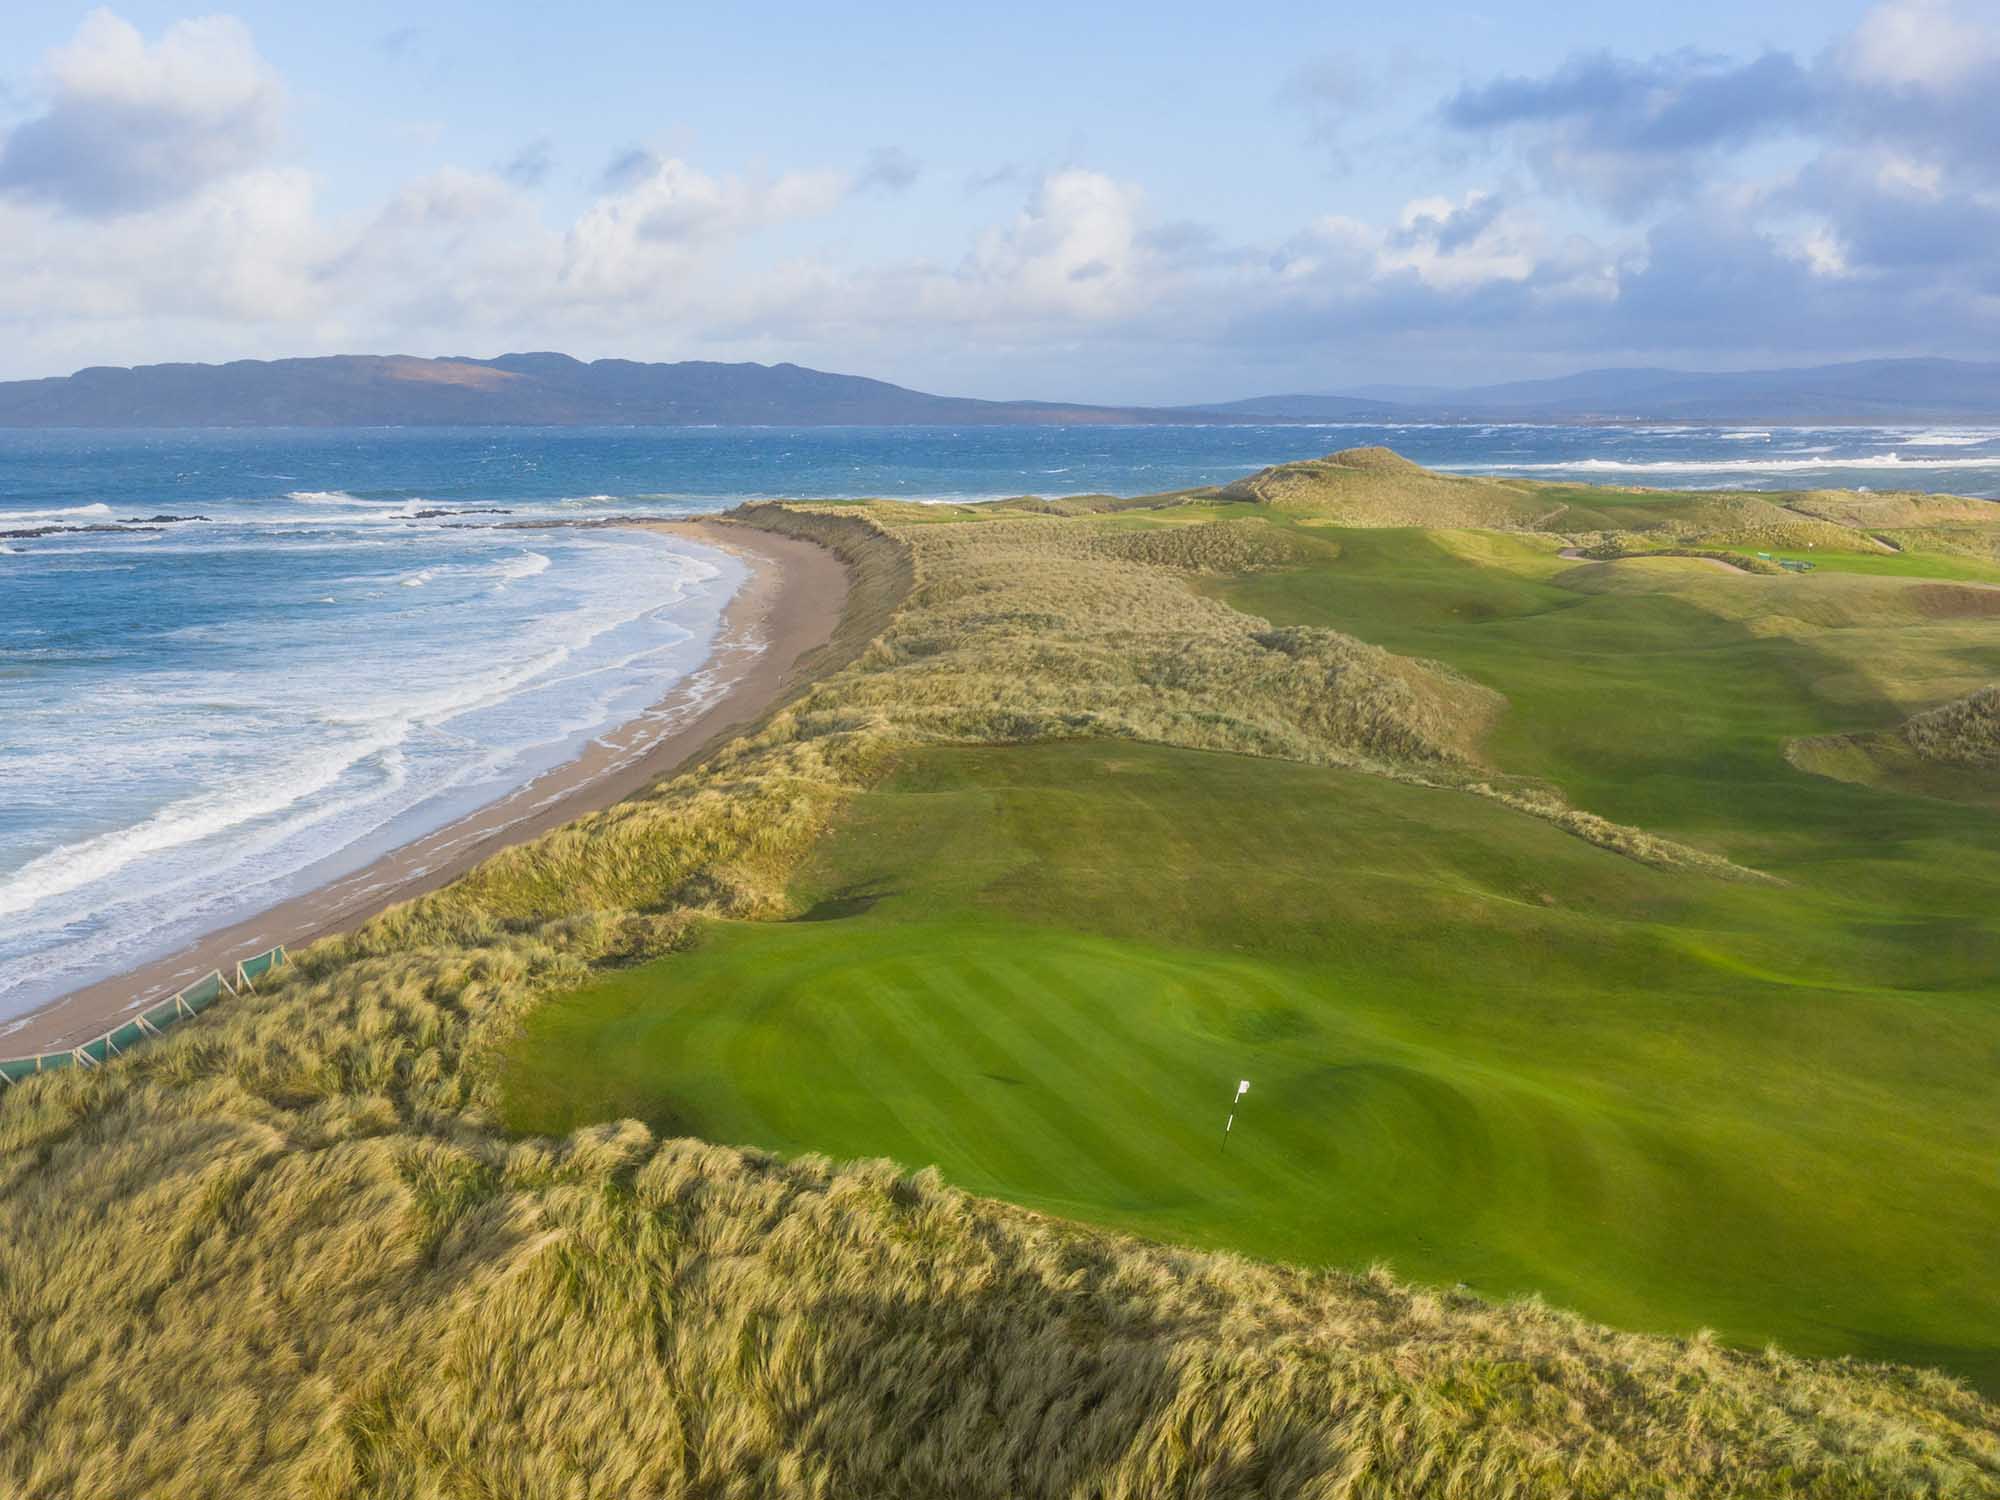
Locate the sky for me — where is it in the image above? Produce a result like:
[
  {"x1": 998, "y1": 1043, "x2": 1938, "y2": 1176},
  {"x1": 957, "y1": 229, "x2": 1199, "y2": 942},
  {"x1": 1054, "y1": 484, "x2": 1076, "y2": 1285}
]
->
[{"x1": 0, "y1": 1, "x2": 1995, "y2": 402}]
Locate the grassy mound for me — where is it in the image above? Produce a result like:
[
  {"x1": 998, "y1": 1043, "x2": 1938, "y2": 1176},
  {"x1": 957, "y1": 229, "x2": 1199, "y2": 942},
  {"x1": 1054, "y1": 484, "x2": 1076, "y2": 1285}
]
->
[
  {"x1": 1213, "y1": 448, "x2": 1558, "y2": 529},
  {"x1": 1907, "y1": 685, "x2": 2000, "y2": 765},
  {"x1": 1198, "y1": 447, "x2": 2000, "y2": 583},
  {"x1": 1789, "y1": 683, "x2": 2000, "y2": 810},
  {"x1": 1786, "y1": 488, "x2": 2000, "y2": 530},
  {"x1": 7, "y1": 1092, "x2": 1992, "y2": 1496},
  {"x1": 755, "y1": 507, "x2": 1505, "y2": 775},
  {"x1": 3, "y1": 481, "x2": 1998, "y2": 1494}
]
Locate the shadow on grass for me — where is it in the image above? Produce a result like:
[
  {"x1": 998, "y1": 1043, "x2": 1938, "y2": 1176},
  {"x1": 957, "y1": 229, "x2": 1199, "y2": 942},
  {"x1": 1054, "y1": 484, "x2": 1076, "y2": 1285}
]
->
[{"x1": 794, "y1": 883, "x2": 898, "y2": 922}]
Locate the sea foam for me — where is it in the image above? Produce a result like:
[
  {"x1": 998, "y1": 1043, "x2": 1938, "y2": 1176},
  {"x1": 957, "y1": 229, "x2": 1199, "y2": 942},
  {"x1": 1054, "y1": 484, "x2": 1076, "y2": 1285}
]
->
[
  {"x1": 0, "y1": 502, "x2": 115, "y2": 521},
  {"x1": 0, "y1": 521, "x2": 740, "y2": 1020}
]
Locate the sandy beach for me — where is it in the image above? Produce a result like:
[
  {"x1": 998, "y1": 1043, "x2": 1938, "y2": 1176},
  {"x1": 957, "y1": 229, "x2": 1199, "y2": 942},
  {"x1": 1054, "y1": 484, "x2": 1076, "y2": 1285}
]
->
[{"x1": 3, "y1": 519, "x2": 849, "y2": 1056}]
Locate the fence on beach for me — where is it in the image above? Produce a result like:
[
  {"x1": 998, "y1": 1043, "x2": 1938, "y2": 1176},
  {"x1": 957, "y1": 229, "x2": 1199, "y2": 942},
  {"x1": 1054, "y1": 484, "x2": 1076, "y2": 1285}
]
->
[{"x1": 0, "y1": 945, "x2": 288, "y2": 1089}]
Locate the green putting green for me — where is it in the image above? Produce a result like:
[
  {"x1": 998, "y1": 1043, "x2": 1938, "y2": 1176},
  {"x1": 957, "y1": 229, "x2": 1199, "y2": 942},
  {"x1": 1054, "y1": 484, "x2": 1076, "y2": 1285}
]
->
[{"x1": 502, "y1": 520, "x2": 2000, "y2": 1390}]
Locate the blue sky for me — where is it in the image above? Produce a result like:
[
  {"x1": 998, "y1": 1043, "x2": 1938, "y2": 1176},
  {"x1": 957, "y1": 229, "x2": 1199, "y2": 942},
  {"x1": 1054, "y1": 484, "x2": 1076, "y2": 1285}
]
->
[{"x1": 0, "y1": 1, "x2": 1993, "y2": 400}]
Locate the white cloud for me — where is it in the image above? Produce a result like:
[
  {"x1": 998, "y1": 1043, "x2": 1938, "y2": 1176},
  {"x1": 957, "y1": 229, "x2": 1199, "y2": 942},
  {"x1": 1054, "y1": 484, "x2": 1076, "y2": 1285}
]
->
[
  {"x1": 0, "y1": 168, "x2": 320, "y2": 326},
  {"x1": 948, "y1": 170, "x2": 1147, "y2": 320},
  {"x1": 377, "y1": 167, "x2": 521, "y2": 233},
  {"x1": 1842, "y1": 0, "x2": 2000, "y2": 91},
  {"x1": 1873, "y1": 152, "x2": 1944, "y2": 198},
  {"x1": 556, "y1": 157, "x2": 847, "y2": 304},
  {"x1": 1796, "y1": 225, "x2": 1851, "y2": 278},
  {"x1": 1383, "y1": 192, "x2": 1539, "y2": 289},
  {"x1": 0, "y1": 9, "x2": 284, "y2": 216},
  {"x1": 1275, "y1": 193, "x2": 1557, "y2": 296},
  {"x1": 1275, "y1": 215, "x2": 1379, "y2": 284}
]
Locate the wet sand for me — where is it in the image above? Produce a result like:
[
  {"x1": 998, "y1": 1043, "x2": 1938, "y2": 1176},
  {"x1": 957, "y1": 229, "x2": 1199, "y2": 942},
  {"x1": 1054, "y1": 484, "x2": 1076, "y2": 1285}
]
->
[{"x1": 3, "y1": 520, "x2": 849, "y2": 1055}]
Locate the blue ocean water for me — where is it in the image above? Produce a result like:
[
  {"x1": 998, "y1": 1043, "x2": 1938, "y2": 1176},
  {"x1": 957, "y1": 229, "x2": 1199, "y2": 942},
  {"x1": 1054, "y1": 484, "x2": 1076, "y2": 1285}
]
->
[{"x1": 2, "y1": 421, "x2": 1997, "y2": 1025}]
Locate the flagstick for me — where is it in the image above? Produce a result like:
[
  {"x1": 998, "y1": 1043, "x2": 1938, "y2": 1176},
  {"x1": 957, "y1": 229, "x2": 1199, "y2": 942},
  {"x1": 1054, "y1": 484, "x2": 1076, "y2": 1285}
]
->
[{"x1": 1222, "y1": 1078, "x2": 1250, "y2": 1149}]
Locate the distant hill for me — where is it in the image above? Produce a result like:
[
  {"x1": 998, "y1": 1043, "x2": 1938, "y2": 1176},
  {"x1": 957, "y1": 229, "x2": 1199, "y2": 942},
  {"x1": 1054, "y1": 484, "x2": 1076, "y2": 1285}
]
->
[
  {"x1": 0, "y1": 353, "x2": 1231, "y2": 429},
  {"x1": 8, "y1": 352, "x2": 2000, "y2": 429},
  {"x1": 1217, "y1": 358, "x2": 2000, "y2": 425}
]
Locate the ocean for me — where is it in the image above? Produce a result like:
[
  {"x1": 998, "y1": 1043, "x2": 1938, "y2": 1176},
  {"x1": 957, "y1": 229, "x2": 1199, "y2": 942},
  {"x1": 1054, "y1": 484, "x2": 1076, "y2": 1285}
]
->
[{"x1": 3, "y1": 421, "x2": 1997, "y2": 1025}]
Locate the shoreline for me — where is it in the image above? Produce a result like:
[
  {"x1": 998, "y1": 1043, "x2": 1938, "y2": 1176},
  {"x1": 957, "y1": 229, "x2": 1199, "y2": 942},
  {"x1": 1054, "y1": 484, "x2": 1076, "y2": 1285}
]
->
[{"x1": 2, "y1": 518, "x2": 849, "y2": 1056}]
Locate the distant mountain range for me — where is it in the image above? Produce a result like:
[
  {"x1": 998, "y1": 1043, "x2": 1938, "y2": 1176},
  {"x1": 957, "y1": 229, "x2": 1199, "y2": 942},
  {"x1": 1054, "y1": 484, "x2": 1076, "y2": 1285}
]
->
[
  {"x1": 1200, "y1": 359, "x2": 2000, "y2": 426},
  {"x1": 0, "y1": 353, "x2": 1204, "y2": 429},
  {"x1": 1, "y1": 352, "x2": 1996, "y2": 428}
]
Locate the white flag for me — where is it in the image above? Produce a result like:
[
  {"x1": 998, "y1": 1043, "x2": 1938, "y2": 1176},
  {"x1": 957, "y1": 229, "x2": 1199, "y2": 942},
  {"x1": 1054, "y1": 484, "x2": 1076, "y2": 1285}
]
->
[{"x1": 1236, "y1": 1079, "x2": 1251, "y2": 1098}]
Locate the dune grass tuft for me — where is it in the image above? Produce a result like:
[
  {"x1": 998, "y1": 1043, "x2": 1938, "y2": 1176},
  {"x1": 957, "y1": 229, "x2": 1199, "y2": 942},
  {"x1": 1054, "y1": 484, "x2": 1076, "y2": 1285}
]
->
[
  {"x1": 1788, "y1": 682, "x2": 2000, "y2": 807},
  {"x1": 1904, "y1": 684, "x2": 2000, "y2": 767}
]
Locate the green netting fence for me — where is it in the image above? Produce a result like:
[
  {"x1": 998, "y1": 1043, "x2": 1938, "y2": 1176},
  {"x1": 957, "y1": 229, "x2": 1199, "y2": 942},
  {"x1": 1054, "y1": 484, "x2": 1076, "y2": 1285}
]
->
[{"x1": 0, "y1": 945, "x2": 286, "y2": 1088}]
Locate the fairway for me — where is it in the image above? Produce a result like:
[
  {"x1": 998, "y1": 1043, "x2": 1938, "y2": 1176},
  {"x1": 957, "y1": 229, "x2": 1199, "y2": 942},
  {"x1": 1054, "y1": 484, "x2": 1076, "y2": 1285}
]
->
[{"x1": 502, "y1": 510, "x2": 2000, "y2": 1391}]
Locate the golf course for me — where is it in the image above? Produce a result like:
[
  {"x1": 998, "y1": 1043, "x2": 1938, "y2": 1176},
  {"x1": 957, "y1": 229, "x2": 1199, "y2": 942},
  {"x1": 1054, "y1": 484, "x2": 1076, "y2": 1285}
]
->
[
  {"x1": 8, "y1": 451, "x2": 1998, "y2": 1494},
  {"x1": 504, "y1": 459, "x2": 2000, "y2": 1391}
]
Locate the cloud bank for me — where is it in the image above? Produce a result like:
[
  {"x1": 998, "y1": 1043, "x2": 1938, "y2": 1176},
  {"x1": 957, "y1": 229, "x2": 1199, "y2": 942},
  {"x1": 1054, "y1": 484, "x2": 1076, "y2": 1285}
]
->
[
  {"x1": 0, "y1": 10, "x2": 283, "y2": 216},
  {"x1": 0, "y1": 2, "x2": 1995, "y2": 397}
]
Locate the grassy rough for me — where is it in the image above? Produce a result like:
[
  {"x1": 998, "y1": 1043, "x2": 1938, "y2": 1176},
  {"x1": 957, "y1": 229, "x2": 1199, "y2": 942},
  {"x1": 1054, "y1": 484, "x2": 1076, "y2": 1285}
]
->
[
  {"x1": 1217, "y1": 447, "x2": 1563, "y2": 530},
  {"x1": 1206, "y1": 448, "x2": 1997, "y2": 569},
  {"x1": 805, "y1": 510, "x2": 1499, "y2": 772},
  {"x1": 1, "y1": 491, "x2": 1996, "y2": 1495},
  {"x1": 1787, "y1": 683, "x2": 2000, "y2": 806},
  {"x1": 7, "y1": 1074, "x2": 1996, "y2": 1497},
  {"x1": 755, "y1": 503, "x2": 1766, "y2": 878},
  {"x1": 1905, "y1": 685, "x2": 2000, "y2": 767}
]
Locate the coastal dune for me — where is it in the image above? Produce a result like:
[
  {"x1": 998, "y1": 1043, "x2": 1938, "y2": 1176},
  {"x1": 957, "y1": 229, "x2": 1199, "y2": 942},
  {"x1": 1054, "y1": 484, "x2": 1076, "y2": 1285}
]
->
[
  {"x1": 3, "y1": 520, "x2": 849, "y2": 1056},
  {"x1": 1, "y1": 490, "x2": 1993, "y2": 1496}
]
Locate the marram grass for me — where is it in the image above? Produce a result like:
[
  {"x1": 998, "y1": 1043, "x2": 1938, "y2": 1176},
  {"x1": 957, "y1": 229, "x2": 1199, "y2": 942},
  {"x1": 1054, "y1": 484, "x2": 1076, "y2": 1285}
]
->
[
  {"x1": 1905, "y1": 684, "x2": 2000, "y2": 767},
  {"x1": 1, "y1": 486, "x2": 1996, "y2": 1496}
]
